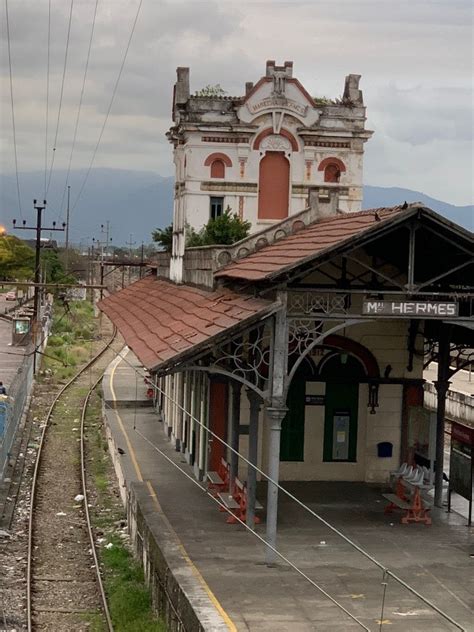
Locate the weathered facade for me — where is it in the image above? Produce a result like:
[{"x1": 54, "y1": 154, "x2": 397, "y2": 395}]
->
[
  {"x1": 167, "y1": 61, "x2": 373, "y2": 283},
  {"x1": 100, "y1": 60, "x2": 473, "y2": 564}
]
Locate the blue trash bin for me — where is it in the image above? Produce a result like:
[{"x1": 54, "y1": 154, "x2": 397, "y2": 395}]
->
[{"x1": 377, "y1": 442, "x2": 393, "y2": 458}]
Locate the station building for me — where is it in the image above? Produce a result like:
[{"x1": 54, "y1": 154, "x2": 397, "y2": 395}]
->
[
  {"x1": 99, "y1": 62, "x2": 474, "y2": 558},
  {"x1": 168, "y1": 61, "x2": 372, "y2": 282}
]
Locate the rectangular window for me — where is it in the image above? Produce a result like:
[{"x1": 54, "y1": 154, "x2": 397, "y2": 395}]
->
[{"x1": 210, "y1": 196, "x2": 224, "y2": 220}]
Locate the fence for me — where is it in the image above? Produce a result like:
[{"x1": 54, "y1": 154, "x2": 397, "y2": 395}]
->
[{"x1": 0, "y1": 349, "x2": 34, "y2": 480}]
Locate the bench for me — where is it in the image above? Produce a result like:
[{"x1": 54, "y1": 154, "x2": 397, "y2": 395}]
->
[
  {"x1": 225, "y1": 477, "x2": 263, "y2": 525},
  {"x1": 217, "y1": 492, "x2": 240, "y2": 512},
  {"x1": 207, "y1": 458, "x2": 230, "y2": 495},
  {"x1": 384, "y1": 471, "x2": 432, "y2": 525}
]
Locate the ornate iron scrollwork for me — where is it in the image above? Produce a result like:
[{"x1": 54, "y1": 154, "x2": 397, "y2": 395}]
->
[{"x1": 288, "y1": 292, "x2": 349, "y2": 316}]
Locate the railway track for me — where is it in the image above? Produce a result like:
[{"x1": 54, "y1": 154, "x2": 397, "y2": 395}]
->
[{"x1": 26, "y1": 325, "x2": 120, "y2": 631}]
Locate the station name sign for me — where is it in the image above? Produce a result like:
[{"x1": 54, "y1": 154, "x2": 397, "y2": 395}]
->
[
  {"x1": 247, "y1": 96, "x2": 308, "y2": 117},
  {"x1": 363, "y1": 300, "x2": 458, "y2": 317}
]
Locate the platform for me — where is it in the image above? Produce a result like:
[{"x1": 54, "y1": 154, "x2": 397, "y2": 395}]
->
[{"x1": 102, "y1": 349, "x2": 474, "y2": 632}]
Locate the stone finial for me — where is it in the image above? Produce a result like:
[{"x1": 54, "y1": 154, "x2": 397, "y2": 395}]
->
[
  {"x1": 343, "y1": 74, "x2": 363, "y2": 105},
  {"x1": 175, "y1": 67, "x2": 190, "y2": 105},
  {"x1": 266, "y1": 59, "x2": 294, "y2": 78},
  {"x1": 245, "y1": 81, "x2": 254, "y2": 95}
]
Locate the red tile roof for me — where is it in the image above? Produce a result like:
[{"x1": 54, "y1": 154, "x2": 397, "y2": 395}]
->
[
  {"x1": 215, "y1": 206, "x2": 410, "y2": 282},
  {"x1": 98, "y1": 277, "x2": 277, "y2": 371}
]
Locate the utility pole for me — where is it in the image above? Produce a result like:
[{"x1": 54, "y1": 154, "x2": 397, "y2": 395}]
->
[
  {"x1": 93, "y1": 229, "x2": 112, "y2": 300},
  {"x1": 13, "y1": 199, "x2": 66, "y2": 371},
  {"x1": 100, "y1": 221, "x2": 111, "y2": 259},
  {"x1": 140, "y1": 241, "x2": 144, "y2": 279},
  {"x1": 125, "y1": 234, "x2": 136, "y2": 285},
  {"x1": 65, "y1": 185, "x2": 70, "y2": 271},
  {"x1": 126, "y1": 233, "x2": 136, "y2": 259}
]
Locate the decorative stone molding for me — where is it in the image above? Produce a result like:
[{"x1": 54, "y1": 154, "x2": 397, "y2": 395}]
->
[
  {"x1": 204, "y1": 152, "x2": 233, "y2": 167},
  {"x1": 260, "y1": 134, "x2": 292, "y2": 153},
  {"x1": 201, "y1": 136, "x2": 250, "y2": 144},
  {"x1": 303, "y1": 140, "x2": 351, "y2": 148},
  {"x1": 201, "y1": 181, "x2": 258, "y2": 193}
]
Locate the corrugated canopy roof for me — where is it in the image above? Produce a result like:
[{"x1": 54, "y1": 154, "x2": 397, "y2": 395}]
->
[
  {"x1": 215, "y1": 206, "x2": 412, "y2": 282},
  {"x1": 99, "y1": 277, "x2": 278, "y2": 371}
]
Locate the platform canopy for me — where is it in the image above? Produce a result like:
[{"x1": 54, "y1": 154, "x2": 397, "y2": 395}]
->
[{"x1": 98, "y1": 277, "x2": 279, "y2": 371}]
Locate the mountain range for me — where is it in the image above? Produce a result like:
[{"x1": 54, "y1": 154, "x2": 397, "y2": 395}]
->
[{"x1": 0, "y1": 169, "x2": 472, "y2": 245}]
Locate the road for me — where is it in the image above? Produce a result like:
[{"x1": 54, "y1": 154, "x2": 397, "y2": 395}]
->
[{"x1": 0, "y1": 294, "x2": 27, "y2": 391}]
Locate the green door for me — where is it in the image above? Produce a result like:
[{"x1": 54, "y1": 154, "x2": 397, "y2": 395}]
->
[
  {"x1": 280, "y1": 374, "x2": 306, "y2": 461},
  {"x1": 321, "y1": 354, "x2": 365, "y2": 463}
]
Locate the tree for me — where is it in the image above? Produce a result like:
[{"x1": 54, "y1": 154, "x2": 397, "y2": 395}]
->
[
  {"x1": 0, "y1": 235, "x2": 35, "y2": 280},
  {"x1": 194, "y1": 84, "x2": 227, "y2": 97},
  {"x1": 187, "y1": 208, "x2": 251, "y2": 247},
  {"x1": 151, "y1": 224, "x2": 173, "y2": 252},
  {"x1": 41, "y1": 249, "x2": 75, "y2": 285}
]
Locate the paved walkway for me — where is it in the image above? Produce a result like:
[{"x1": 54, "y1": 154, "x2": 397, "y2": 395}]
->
[
  {"x1": 424, "y1": 362, "x2": 474, "y2": 396},
  {"x1": 0, "y1": 295, "x2": 27, "y2": 391},
  {"x1": 103, "y1": 350, "x2": 474, "y2": 632}
]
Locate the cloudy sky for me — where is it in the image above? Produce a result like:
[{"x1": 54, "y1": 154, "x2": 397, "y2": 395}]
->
[{"x1": 1, "y1": 0, "x2": 473, "y2": 209}]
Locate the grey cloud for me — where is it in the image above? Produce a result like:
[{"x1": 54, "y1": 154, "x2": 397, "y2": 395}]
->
[
  {"x1": 370, "y1": 84, "x2": 473, "y2": 146},
  {"x1": 1, "y1": 0, "x2": 472, "y2": 205}
]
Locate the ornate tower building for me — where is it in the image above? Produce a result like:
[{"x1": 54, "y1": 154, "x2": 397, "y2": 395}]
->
[{"x1": 167, "y1": 61, "x2": 373, "y2": 281}]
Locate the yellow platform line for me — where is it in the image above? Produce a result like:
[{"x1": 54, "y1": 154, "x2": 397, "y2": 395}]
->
[{"x1": 108, "y1": 354, "x2": 237, "y2": 632}]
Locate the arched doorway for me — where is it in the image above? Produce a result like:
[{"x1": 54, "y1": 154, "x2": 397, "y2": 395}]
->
[
  {"x1": 258, "y1": 152, "x2": 290, "y2": 220},
  {"x1": 319, "y1": 353, "x2": 366, "y2": 462}
]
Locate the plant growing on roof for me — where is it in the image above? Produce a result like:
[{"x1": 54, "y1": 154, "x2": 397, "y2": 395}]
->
[{"x1": 194, "y1": 84, "x2": 227, "y2": 97}]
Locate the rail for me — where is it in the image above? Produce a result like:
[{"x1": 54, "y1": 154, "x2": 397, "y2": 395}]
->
[{"x1": 26, "y1": 326, "x2": 117, "y2": 632}]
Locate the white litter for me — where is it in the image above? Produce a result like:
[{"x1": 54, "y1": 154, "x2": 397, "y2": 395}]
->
[
  {"x1": 56, "y1": 511, "x2": 67, "y2": 516},
  {"x1": 319, "y1": 541, "x2": 326, "y2": 545},
  {"x1": 74, "y1": 494, "x2": 84, "y2": 502},
  {"x1": 105, "y1": 543, "x2": 114, "y2": 549}
]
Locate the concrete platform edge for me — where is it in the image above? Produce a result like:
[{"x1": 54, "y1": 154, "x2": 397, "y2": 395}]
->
[{"x1": 101, "y1": 374, "x2": 231, "y2": 632}]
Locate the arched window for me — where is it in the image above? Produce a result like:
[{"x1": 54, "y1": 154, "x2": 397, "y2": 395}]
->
[
  {"x1": 204, "y1": 152, "x2": 232, "y2": 179},
  {"x1": 324, "y1": 164, "x2": 341, "y2": 183},
  {"x1": 318, "y1": 157, "x2": 346, "y2": 183},
  {"x1": 210, "y1": 159, "x2": 225, "y2": 178}
]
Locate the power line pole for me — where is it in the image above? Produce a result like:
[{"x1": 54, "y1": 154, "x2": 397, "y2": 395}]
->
[
  {"x1": 125, "y1": 233, "x2": 136, "y2": 259},
  {"x1": 100, "y1": 221, "x2": 111, "y2": 259},
  {"x1": 13, "y1": 199, "x2": 66, "y2": 370},
  {"x1": 140, "y1": 241, "x2": 144, "y2": 278},
  {"x1": 65, "y1": 185, "x2": 70, "y2": 271}
]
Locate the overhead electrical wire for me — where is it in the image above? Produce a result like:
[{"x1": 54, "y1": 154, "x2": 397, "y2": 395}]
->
[
  {"x1": 56, "y1": 0, "x2": 100, "y2": 222},
  {"x1": 45, "y1": 0, "x2": 75, "y2": 198},
  {"x1": 44, "y1": 0, "x2": 51, "y2": 199},
  {"x1": 126, "y1": 417, "x2": 372, "y2": 632},
  {"x1": 71, "y1": 0, "x2": 143, "y2": 214},
  {"x1": 112, "y1": 350, "x2": 467, "y2": 632},
  {"x1": 4, "y1": 0, "x2": 23, "y2": 219}
]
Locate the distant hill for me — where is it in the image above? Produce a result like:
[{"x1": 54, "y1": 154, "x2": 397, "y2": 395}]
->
[
  {"x1": 0, "y1": 169, "x2": 174, "y2": 245},
  {"x1": 363, "y1": 186, "x2": 472, "y2": 231},
  {"x1": 1, "y1": 170, "x2": 471, "y2": 244}
]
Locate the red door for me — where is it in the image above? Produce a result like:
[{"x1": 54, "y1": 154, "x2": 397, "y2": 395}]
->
[
  {"x1": 258, "y1": 151, "x2": 290, "y2": 220},
  {"x1": 208, "y1": 381, "x2": 228, "y2": 472}
]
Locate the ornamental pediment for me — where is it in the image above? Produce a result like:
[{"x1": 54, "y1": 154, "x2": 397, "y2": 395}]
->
[{"x1": 238, "y1": 78, "x2": 320, "y2": 127}]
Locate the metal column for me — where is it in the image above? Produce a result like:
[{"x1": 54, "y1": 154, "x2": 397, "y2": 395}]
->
[
  {"x1": 246, "y1": 390, "x2": 261, "y2": 528},
  {"x1": 265, "y1": 293, "x2": 289, "y2": 564},
  {"x1": 434, "y1": 325, "x2": 452, "y2": 507},
  {"x1": 229, "y1": 383, "x2": 242, "y2": 492}
]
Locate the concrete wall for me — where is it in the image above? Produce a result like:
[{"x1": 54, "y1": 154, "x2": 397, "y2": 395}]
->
[
  {"x1": 424, "y1": 382, "x2": 474, "y2": 424},
  {"x1": 127, "y1": 482, "x2": 229, "y2": 632}
]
